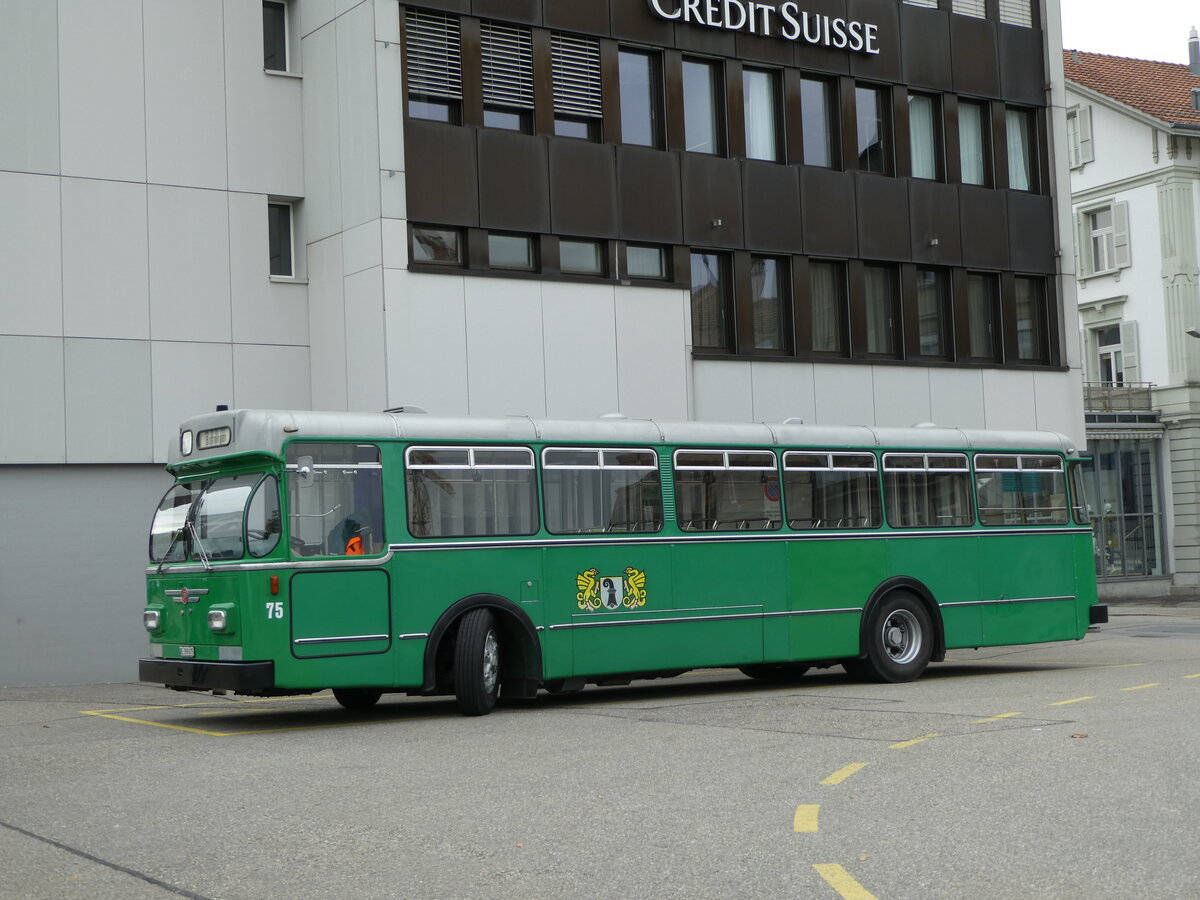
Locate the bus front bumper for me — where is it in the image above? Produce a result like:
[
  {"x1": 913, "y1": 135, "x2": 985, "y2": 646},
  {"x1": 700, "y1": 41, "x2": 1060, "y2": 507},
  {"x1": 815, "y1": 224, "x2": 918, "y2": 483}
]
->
[
  {"x1": 1090, "y1": 604, "x2": 1109, "y2": 625},
  {"x1": 139, "y1": 658, "x2": 275, "y2": 693}
]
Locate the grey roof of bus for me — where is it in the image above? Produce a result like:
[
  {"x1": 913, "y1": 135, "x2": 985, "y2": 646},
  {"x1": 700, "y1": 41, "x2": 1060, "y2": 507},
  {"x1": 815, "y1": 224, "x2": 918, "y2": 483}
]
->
[{"x1": 168, "y1": 408, "x2": 1080, "y2": 467}]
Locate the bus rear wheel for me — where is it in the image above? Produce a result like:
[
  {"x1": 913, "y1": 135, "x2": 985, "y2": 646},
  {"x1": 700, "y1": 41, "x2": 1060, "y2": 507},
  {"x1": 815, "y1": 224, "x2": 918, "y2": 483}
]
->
[
  {"x1": 454, "y1": 608, "x2": 500, "y2": 716},
  {"x1": 854, "y1": 591, "x2": 933, "y2": 683},
  {"x1": 333, "y1": 688, "x2": 381, "y2": 710}
]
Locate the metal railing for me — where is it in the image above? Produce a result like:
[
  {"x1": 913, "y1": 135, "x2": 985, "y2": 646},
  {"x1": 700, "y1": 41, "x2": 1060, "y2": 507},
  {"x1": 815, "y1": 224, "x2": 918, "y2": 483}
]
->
[{"x1": 1083, "y1": 382, "x2": 1154, "y2": 413}]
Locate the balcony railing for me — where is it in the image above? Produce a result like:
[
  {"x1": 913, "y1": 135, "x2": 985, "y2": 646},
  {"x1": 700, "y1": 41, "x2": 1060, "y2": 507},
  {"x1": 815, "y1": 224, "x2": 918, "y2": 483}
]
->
[{"x1": 1083, "y1": 382, "x2": 1154, "y2": 413}]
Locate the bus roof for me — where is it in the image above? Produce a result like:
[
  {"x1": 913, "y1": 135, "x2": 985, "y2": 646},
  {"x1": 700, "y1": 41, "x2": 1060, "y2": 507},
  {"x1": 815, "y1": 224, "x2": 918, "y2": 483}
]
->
[{"x1": 168, "y1": 408, "x2": 1082, "y2": 470}]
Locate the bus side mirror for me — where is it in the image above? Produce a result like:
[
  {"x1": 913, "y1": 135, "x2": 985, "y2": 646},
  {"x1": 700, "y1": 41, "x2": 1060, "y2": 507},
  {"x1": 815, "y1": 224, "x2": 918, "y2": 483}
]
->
[{"x1": 296, "y1": 456, "x2": 315, "y2": 488}]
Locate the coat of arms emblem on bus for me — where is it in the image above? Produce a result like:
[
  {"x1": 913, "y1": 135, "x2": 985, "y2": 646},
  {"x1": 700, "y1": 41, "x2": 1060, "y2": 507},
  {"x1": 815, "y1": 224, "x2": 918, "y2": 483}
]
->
[{"x1": 576, "y1": 568, "x2": 647, "y2": 611}]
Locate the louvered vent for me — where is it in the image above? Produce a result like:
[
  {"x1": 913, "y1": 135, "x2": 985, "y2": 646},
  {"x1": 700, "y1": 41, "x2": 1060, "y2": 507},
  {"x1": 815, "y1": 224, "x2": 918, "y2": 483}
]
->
[
  {"x1": 551, "y1": 34, "x2": 602, "y2": 118},
  {"x1": 998, "y1": 0, "x2": 1033, "y2": 26},
  {"x1": 900, "y1": 0, "x2": 938, "y2": 8},
  {"x1": 405, "y1": 10, "x2": 462, "y2": 99},
  {"x1": 951, "y1": 0, "x2": 986, "y2": 18},
  {"x1": 481, "y1": 21, "x2": 534, "y2": 109}
]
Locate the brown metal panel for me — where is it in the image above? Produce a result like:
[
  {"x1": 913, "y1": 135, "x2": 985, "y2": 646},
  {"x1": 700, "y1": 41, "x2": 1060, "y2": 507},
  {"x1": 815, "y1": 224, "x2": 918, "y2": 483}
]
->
[
  {"x1": 791, "y1": 255, "x2": 812, "y2": 353},
  {"x1": 725, "y1": 59, "x2": 746, "y2": 160},
  {"x1": 950, "y1": 14, "x2": 999, "y2": 99},
  {"x1": 460, "y1": 17, "x2": 484, "y2": 128},
  {"x1": 743, "y1": 160, "x2": 803, "y2": 254},
  {"x1": 549, "y1": 140, "x2": 619, "y2": 238},
  {"x1": 998, "y1": 271, "x2": 1018, "y2": 365},
  {"x1": 676, "y1": 18, "x2": 737, "y2": 57},
  {"x1": 663, "y1": 51, "x2": 686, "y2": 153},
  {"x1": 847, "y1": 0, "x2": 900, "y2": 83},
  {"x1": 682, "y1": 154, "x2": 745, "y2": 249},
  {"x1": 735, "y1": 1, "x2": 792, "y2": 66},
  {"x1": 478, "y1": 130, "x2": 552, "y2": 232},
  {"x1": 959, "y1": 185, "x2": 1009, "y2": 270},
  {"x1": 542, "y1": 0, "x2": 611, "y2": 37},
  {"x1": 610, "y1": 0, "x2": 674, "y2": 46},
  {"x1": 846, "y1": 259, "x2": 868, "y2": 357},
  {"x1": 856, "y1": 173, "x2": 909, "y2": 262},
  {"x1": 532, "y1": 29, "x2": 555, "y2": 136},
  {"x1": 792, "y1": 0, "x2": 851, "y2": 76},
  {"x1": 837, "y1": 76, "x2": 858, "y2": 172},
  {"x1": 801, "y1": 167, "x2": 857, "y2": 258},
  {"x1": 998, "y1": 23, "x2": 1046, "y2": 106},
  {"x1": 1007, "y1": 191, "x2": 1055, "y2": 274},
  {"x1": 783, "y1": 68, "x2": 805, "y2": 167},
  {"x1": 404, "y1": 121, "x2": 479, "y2": 226},
  {"x1": 616, "y1": 146, "x2": 683, "y2": 243},
  {"x1": 407, "y1": 0, "x2": 470, "y2": 14},
  {"x1": 899, "y1": 5, "x2": 952, "y2": 92},
  {"x1": 909, "y1": 180, "x2": 962, "y2": 266},
  {"x1": 473, "y1": 0, "x2": 540, "y2": 25},
  {"x1": 891, "y1": 85, "x2": 911, "y2": 179}
]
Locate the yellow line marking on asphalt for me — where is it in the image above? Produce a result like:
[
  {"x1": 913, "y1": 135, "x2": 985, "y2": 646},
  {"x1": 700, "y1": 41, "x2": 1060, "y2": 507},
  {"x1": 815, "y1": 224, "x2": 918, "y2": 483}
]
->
[
  {"x1": 972, "y1": 712, "x2": 1022, "y2": 724},
  {"x1": 1087, "y1": 663, "x2": 1145, "y2": 670},
  {"x1": 813, "y1": 863, "x2": 878, "y2": 900},
  {"x1": 1184, "y1": 673, "x2": 1200, "y2": 679},
  {"x1": 81, "y1": 709, "x2": 391, "y2": 737},
  {"x1": 890, "y1": 733, "x2": 940, "y2": 749},
  {"x1": 793, "y1": 805, "x2": 820, "y2": 833},
  {"x1": 1049, "y1": 696, "x2": 1094, "y2": 706},
  {"x1": 1122, "y1": 683, "x2": 1160, "y2": 691},
  {"x1": 821, "y1": 763, "x2": 869, "y2": 786},
  {"x1": 81, "y1": 712, "x2": 228, "y2": 736}
]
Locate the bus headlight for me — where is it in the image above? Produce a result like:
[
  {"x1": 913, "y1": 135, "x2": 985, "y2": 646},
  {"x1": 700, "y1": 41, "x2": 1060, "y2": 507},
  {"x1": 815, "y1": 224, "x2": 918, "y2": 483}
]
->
[
  {"x1": 143, "y1": 609, "x2": 162, "y2": 632},
  {"x1": 208, "y1": 609, "x2": 227, "y2": 631}
]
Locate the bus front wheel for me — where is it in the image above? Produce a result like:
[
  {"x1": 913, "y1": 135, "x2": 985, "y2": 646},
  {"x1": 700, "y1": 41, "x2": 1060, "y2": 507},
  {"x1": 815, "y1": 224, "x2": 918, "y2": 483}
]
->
[
  {"x1": 854, "y1": 591, "x2": 933, "y2": 683},
  {"x1": 454, "y1": 608, "x2": 500, "y2": 716}
]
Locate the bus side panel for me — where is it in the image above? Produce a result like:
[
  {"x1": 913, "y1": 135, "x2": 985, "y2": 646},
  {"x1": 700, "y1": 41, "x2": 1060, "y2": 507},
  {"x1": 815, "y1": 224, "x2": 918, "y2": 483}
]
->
[
  {"x1": 885, "y1": 536, "x2": 984, "y2": 649},
  {"x1": 978, "y1": 533, "x2": 1082, "y2": 645},
  {"x1": 785, "y1": 539, "x2": 884, "y2": 661}
]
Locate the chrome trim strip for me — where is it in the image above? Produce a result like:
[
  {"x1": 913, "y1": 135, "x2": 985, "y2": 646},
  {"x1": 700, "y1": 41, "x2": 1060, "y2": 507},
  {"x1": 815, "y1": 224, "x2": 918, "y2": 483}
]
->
[
  {"x1": 762, "y1": 607, "x2": 862, "y2": 618},
  {"x1": 148, "y1": 551, "x2": 395, "y2": 575},
  {"x1": 164, "y1": 589, "x2": 209, "y2": 596},
  {"x1": 549, "y1": 609, "x2": 763, "y2": 631},
  {"x1": 942, "y1": 595, "x2": 1075, "y2": 609},
  {"x1": 397, "y1": 633, "x2": 429, "y2": 641},
  {"x1": 293, "y1": 634, "x2": 389, "y2": 645}
]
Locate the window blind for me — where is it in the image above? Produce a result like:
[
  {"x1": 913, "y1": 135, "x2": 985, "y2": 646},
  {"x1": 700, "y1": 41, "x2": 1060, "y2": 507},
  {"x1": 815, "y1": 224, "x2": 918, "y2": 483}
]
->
[
  {"x1": 551, "y1": 34, "x2": 602, "y2": 118},
  {"x1": 482, "y1": 21, "x2": 534, "y2": 109},
  {"x1": 405, "y1": 10, "x2": 462, "y2": 99}
]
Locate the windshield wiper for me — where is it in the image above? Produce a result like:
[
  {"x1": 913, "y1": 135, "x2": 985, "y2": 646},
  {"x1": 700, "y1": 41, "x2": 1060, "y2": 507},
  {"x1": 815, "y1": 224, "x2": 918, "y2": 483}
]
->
[{"x1": 188, "y1": 520, "x2": 212, "y2": 572}]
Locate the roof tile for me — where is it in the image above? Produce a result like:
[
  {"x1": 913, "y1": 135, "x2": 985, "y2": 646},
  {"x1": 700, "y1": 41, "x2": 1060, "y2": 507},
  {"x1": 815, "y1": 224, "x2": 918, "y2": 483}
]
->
[{"x1": 1063, "y1": 49, "x2": 1200, "y2": 127}]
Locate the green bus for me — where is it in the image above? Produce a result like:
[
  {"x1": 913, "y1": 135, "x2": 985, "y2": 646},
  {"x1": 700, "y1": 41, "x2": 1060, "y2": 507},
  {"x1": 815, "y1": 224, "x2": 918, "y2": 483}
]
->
[{"x1": 141, "y1": 408, "x2": 1106, "y2": 716}]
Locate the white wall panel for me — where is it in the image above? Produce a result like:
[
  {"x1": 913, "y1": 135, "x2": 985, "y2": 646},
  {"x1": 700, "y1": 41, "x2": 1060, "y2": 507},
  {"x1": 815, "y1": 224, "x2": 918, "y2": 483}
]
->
[
  {"x1": 380, "y1": 169, "x2": 407, "y2": 220},
  {"x1": 0, "y1": 0, "x2": 59, "y2": 174},
  {"x1": 0, "y1": 337, "x2": 65, "y2": 463},
  {"x1": 149, "y1": 341, "x2": 234, "y2": 463},
  {"x1": 377, "y1": 41, "x2": 405, "y2": 173},
  {"x1": 308, "y1": 235, "x2": 348, "y2": 410},
  {"x1": 337, "y1": 3, "x2": 382, "y2": 230},
  {"x1": 381, "y1": 218, "x2": 409, "y2": 269},
  {"x1": 981, "y1": 369, "x2": 1038, "y2": 432},
  {"x1": 148, "y1": 186, "x2": 232, "y2": 343},
  {"x1": 229, "y1": 192, "x2": 310, "y2": 347},
  {"x1": 1033, "y1": 370, "x2": 1086, "y2": 447},
  {"x1": 0, "y1": 173, "x2": 62, "y2": 336},
  {"x1": 375, "y1": 0, "x2": 401, "y2": 42},
  {"x1": 233, "y1": 344, "x2": 311, "y2": 410},
  {"x1": 301, "y1": 23, "x2": 343, "y2": 242},
  {"x1": 614, "y1": 288, "x2": 689, "y2": 419},
  {"x1": 541, "y1": 282, "x2": 620, "y2": 417},
  {"x1": 465, "y1": 278, "x2": 547, "y2": 416},
  {"x1": 751, "y1": 362, "x2": 816, "y2": 425},
  {"x1": 813, "y1": 365, "x2": 875, "y2": 425},
  {"x1": 871, "y1": 366, "x2": 932, "y2": 428},
  {"x1": 343, "y1": 267, "x2": 388, "y2": 413},
  {"x1": 65, "y1": 338, "x2": 153, "y2": 463},
  {"x1": 61, "y1": 178, "x2": 149, "y2": 340},
  {"x1": 58, "y1": 0, "x2": 145, "y2": 181},
  {"x1": 929, "y1": 367, "x2": 986, "y2": 429},
  {"x1": 343, "y1": 220, "x2": 382, "y2": 276},
  {"x1": 144, "y1": 2, "x2": 227, "y2": 189},
  {"x1": 383, "y1": 271, "x2": 469, "y2": 414},
  {"x1": 300, "y1": 0, "x2": 338, "y2": 37},
  {"x1": 692, "y1": 360, "x2": 753, "y2": 421}
]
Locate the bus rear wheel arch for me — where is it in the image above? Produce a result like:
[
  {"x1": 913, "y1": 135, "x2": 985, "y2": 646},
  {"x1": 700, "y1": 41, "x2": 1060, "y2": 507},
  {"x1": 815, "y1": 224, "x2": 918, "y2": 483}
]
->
[{"x1": 849, "y1": 588, "x2": 938, "y2": 683}]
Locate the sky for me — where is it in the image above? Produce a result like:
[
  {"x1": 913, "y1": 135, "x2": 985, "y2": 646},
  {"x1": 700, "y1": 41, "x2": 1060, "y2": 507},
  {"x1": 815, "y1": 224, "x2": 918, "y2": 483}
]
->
[{"x1": 1059, "y1": 0, "x2": 1195, "y2": 62}]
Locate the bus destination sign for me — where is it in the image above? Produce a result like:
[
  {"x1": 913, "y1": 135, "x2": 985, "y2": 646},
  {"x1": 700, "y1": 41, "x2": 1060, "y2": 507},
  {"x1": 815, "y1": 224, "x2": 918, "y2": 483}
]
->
[{"x1": 647, "y1": 0, "x2": 881, "y2": 56}]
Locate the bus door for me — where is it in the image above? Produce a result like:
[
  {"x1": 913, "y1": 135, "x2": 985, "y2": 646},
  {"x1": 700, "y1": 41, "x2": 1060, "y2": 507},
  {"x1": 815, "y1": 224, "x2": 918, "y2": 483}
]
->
[{"x1": 286, "y1": 443, "x2": 393, "y2": 683}]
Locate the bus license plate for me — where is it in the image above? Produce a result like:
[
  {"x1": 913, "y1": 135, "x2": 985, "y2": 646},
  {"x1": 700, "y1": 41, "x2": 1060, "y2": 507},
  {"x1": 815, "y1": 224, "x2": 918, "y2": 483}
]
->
[{"x1": 179, "y1": 646, "x2": 195, "y2": 659}]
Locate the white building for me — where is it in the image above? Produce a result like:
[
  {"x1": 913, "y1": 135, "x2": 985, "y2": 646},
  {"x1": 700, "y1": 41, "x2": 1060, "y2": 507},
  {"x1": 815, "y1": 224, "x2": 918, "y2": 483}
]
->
[
  {"x1": 1065, "y1": 39, "x2": 1200, "y2": 598},
  {"x1": 1, "y1": 0, "x2": 1084, "y2": 685}
]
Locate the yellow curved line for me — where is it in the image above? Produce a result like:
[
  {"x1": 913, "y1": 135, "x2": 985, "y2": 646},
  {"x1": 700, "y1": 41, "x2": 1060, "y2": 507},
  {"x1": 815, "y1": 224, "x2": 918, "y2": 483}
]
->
[
  {"x1": 793, "y1": 805, "x2": 820, "y2": 833},
  {"x1": 813, "y1": 863, "x2": 878, "y2": 900}
]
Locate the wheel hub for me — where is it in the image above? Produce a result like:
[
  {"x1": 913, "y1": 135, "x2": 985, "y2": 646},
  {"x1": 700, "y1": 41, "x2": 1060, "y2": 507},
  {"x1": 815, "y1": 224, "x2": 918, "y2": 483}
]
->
[{"x1": 482, "y1": 629, "x2": 499, "y2": 694}]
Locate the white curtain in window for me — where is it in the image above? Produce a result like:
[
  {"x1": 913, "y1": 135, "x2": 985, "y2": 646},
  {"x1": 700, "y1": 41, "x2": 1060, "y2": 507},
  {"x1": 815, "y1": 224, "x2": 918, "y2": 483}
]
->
[
  {"x1": 744, "y1": 69, "x2": 778, "y2": 161},
  {"x1": 864, "y1": 266, "x2": 895, "y2": 354},
  {"x1": 1007, "y1": 109, "x2": 1032, "y2": 191},
  {"x1": 909, "y1": 94, "x2": 936, "y2": 179},
  {"x1": 810, "y1": 261, "x2": 842, "y2": 352},
  {"x1": 959, "y1": 103, "x2": 985, "y2": 185}
]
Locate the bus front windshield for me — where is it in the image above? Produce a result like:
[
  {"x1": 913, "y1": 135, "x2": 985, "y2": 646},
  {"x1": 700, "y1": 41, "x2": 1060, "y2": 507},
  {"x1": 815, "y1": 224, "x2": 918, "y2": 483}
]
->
[{"x1": 149, "y1": 473, "x2": 281, "y2": 563}]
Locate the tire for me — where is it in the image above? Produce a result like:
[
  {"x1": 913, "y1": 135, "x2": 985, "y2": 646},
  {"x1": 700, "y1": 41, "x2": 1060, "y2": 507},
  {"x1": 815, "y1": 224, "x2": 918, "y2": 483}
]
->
[
  {"x1": 855, "y1": 591, "x2": 934, "y2": 683},
  {"x1": 454, "y1": 608, "x2": 500, "y2": 716},
  {"x1": 332, "y1": 688, "x2": 381, "y2": 710},
  {"x1": 738, "y1": 663, "x2": 810, "y2": 682}
]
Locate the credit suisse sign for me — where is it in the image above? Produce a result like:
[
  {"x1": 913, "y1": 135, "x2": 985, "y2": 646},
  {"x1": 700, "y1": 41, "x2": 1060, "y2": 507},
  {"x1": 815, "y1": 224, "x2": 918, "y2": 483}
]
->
[{"x1": 647, "y1": 0, "x2": 881, "y2": 56}]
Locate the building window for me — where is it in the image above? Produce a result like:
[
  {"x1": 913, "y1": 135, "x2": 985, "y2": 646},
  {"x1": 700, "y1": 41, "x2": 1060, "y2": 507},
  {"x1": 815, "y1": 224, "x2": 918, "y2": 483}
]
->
[
  {"x1": 1095, "y1": 324, "x2": 1125, "y2": 385},
  {"x1": 1079, "y1": 203, "x2": 1130, "y2": 277},
  {"x1": 902, "y1": 0, "x2": 939, "y2": 7},
  {"x1": 481, "y1": 21, "x2": 534, "y2": 133},
  {"x1": 959, "y1": 100, "x2": 990, "y2": 186},
  {"x1": 966, "y1": 272, "x2": 999, "y2": 360},
  {"x1": 1089, "y1": 207, "x2": 1116, "y2": 271},
  {"x1": 560, "y1": 239, "x2": 605, "y2": 276},
  {"x1": 1014, "y1": 276, "x2": 1047, "y2": 362},
  {"x1": 626, "y1": 244, "x2": 669, "y2": 280},
  {"x1": 405, "y1": 10, "x2": 463, "y2": 124},
  {"x1": 552, "y1": 34, "x2": 602, "y2": 140},
  {"x1": 262, "y1": 1, "x2": 288, "y2": 72},
  {"x1": 863, "y1": 264, "x2": 899, "y2": 355},
  {"x1": 744, "y1": 68, "x2": 781, "y2": 162},
  {"x1": 619, "y1": 48, "x2": 664, "y2": 148},
  {"x1": 412, "y1": 225, "x2": 463, "y2": 266},
  {"x1": 1081, "y1": 438, "x2": 1164, "y2": 577},
  {"x1": 1006, "y1": 107, "x2": 1035, "y2": 191},
  {"x1": 916, "y1": 268, "x2": 949, "y2": 357},
  {"x1": 750, "y1": 256, "x2": 789, "y2": 351},
  {"x1": 998, "y1": 0, "x2": 1034, "y2": 27},
  {"x1": 1066, "y1": 106, "x2": 1094, "y2": 169},
  {"x1": 855, "y1": 85, "x2": 891, "y2": 174},
  {"x1": 810, "y1": 260, "x2": 847, "y2": 353},
  {"x1": 268, "y1": 201, "x2": 293, "y2": 278},
  {"x1": 690, "y1": 251, "x2": 732, "y2": 350},
  {"x1": 951, "y1": 0, "x2": 986, "y2": 17},
  {"x1": 682, "y1": 58, "x2": 724, "y2": 155},
  {"x1": 908, "y1": 93, "x2": 941, "y2": 180},
  {"x1": 488, "y1": 233, "x2": 536, "y2": 271},
  {"x1": 800, "y1": 77, "x2": 836, "y2": 168}
]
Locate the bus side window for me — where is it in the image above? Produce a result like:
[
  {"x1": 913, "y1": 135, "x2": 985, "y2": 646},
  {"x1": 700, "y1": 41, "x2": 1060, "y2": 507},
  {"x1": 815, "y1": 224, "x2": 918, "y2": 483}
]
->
[
  {"x1": 673, "y1": 450, "x2": 781, "y2": 532},
  {"x1": 286, "y1": 443, "x2": 385, "y2": 556},
  {"x1": 783, "y1": 452, "x2": 880, "y2": 530},
  {"x1": 883, "y1": 453, "x2": 973, "y2": 528}
]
